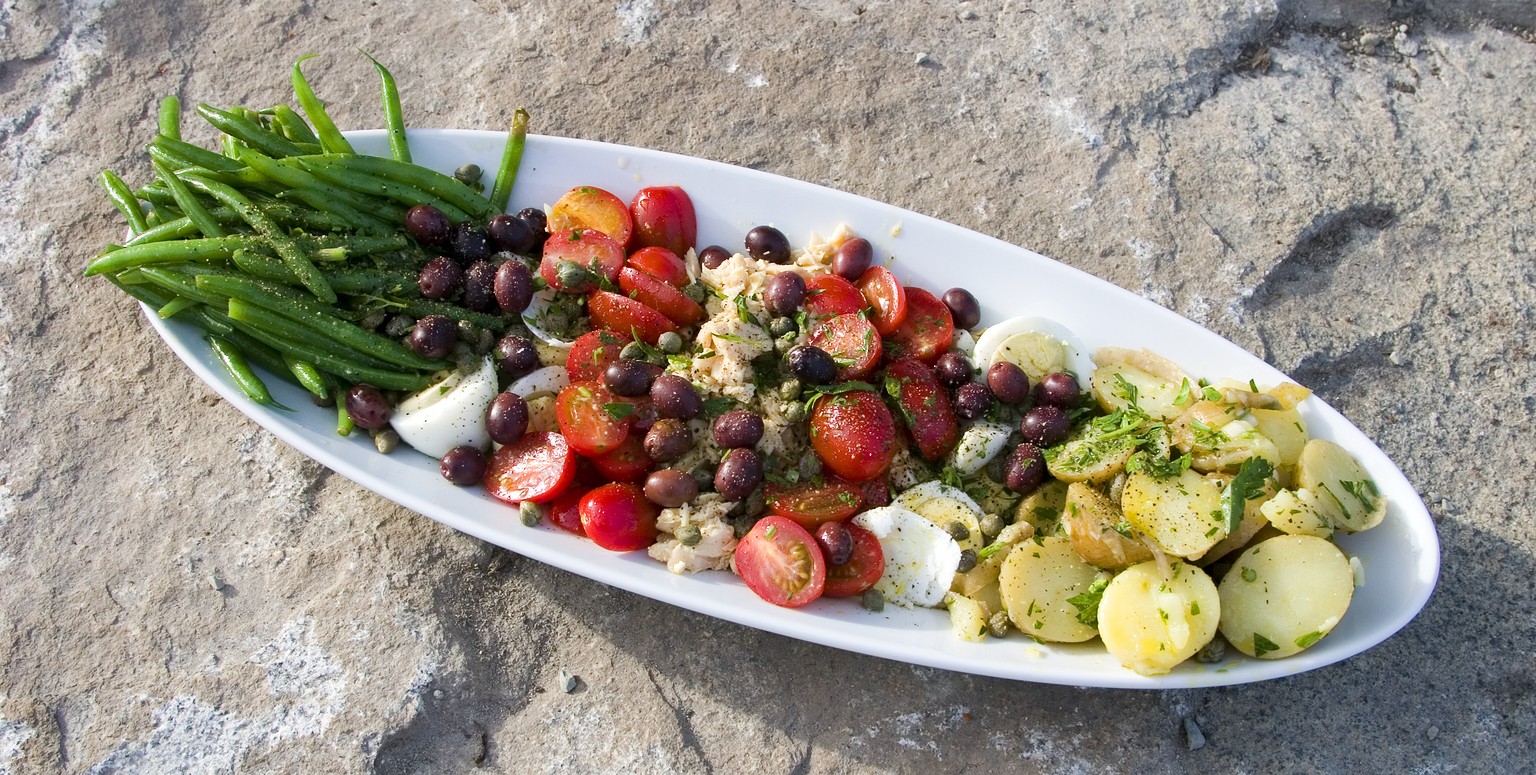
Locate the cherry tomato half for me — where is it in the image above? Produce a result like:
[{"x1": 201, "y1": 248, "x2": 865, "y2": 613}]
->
[
  {"x1": 823, "y1": 522, "x2": 885, "y2": 598},
  {"x1": 549, "y1": 186, "x2": 633, "y2": 248},
  {"x1": 588, "y1": 290, "x2": 678, "y2": 345},
  {"x1": 484, "y1": 431, "x2": 577, "y2": 504},
  {"x1": 546, "y1": 485, "x2": 591, "y2": 535},
  {"x1": 618, "y1": 266, "x2": 705, "y2": 326},
  {"x1": 567, "y1": 329, "x2": 631, "y2": 383},
  {"x1": 803, "y1": 274, "x2": 866, "y2": 318},
  {"x1": 556, "y1": 382, "x2": 630, "y2": 456},
  {"x1": 765, "y1": 478, "x2": 865, "y2": 529},
  {"x1": 629, "y1": 186, "x2": 697, "y2": 257},
  {"x1": 807, "y1": 313, "x2": 883, "y2": 381},
  {"x1": 579, "y1": 482, "x2": 659, "y2": 551},
  {"x1": 809, "y1": 389, "x2": 897, "y2": 483},
  {"x1": 588, "y1": 434, "x2": 651, "y2": 482},
  {"x1": 626, "y1": 245, "x2": 690, "y2": 288},
  {"x1": 734, "y1": 515, "x2": 827, "y2": 608},
  {"x1": 541, "y1": 227, "x2": 626, "y2": 292},
  {"x1": 855, "y1": 266, "x2": 908, "y2": 335},
  {"x1": 884, "y1": 358, "x2": 959, "y2": 462},
  {"x1": 888, "y1": 287, "x2": 955, "y2": 363}
]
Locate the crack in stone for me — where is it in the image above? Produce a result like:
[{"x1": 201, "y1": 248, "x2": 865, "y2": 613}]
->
[{"x1": 645, "y1": 668, "x2": 713, "y2": 775}]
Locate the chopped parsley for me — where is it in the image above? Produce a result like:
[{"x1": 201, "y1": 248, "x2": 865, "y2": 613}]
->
[
  {"x1": 1190, "y1": 419, "x2": 1229, "y2": 448},
  {"x1": 1294, "y1": 631, "x2": 1324, "y2": 649},
  {"x1": 1113, "y1": 373, "x2": 1140, "y2": 406},
  {"x1": 1222, "y1": 456, "x2": 1274, "y2": 533},
  {"x1": 1067, "y1": 577, "x2": 1111, "y2": 627},
  {"x1": 733, "y1": 294, "x2": 760, "y2": 326},
  {"x1": 1252, "y1": 632, "x2": 1279, "y2": 657},
  {"x1": 602, "y1": 402, "x2": 636, "y2": 421}
]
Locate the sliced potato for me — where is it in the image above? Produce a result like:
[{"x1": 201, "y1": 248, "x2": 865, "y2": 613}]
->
[
  {"x1": 1063, "y1": 483, "x2": 1153, "y2": 570},
  {"x1": 1267, "y1": 382, "x2": 1313, "y2": 409},
  {"x1": 956, "y1": 522, "x2": 1036, "y2": 596},
  {"x1": 1121, "y1": 469, "x2": 1226, "y2": 558},
  {"x1": 1097, "y1": 560, "x2": 1221, "y2": 676},
  {"x1": 1249, "y1": 406, "x2": 1309, "y2": 471},
  {"x1": 1260, "y1": 488, "x2": 1334, "y2": 538},
  {"x1": 1014, "y1": 479, "x2": 1068, "y2": 533},
  {"x1": 965, "y1": 472, "x2": 1021, "y2": 519},
  {"x1": 1197, "y1": 473, "x2": 1278, "y2": 565},
  {"x1": 999, "y1": 536, "x2": 1103, "y2": 643},
  {"x1": 897, "y1": 481, "x2": 985, "y2": 553},
  {"x1": 1091, "y1": 364, "x2": 1187, "y2": 421},
  {"x1": 945, "y1": 592, "x2": 989, "y2": 641},
  {"x1": 1046, "y1": 427, "x2": 1136, "y2": 485},
  {"x1": 1218, "y1": 535, "x2": 1354, "y2": 659},
  {"x1": 1296, "y1": 439, "x2": 1386, "y2": 532},
  {"x1": 526, "y1": 393, "x2": 559, "y2": 434}
]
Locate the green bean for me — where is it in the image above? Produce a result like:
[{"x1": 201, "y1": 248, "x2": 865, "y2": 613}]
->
[
  {"x1": 285, "y1": 355, "x2": 329, "y2": 398},
  {"x1": 85, "y1": 235, "x2": 245, "y2": 276},
  {"x1": 240, "y1": 148, "x2": 402, "y2": 227},
  {"x1": 299, "y1": 154, "x2": 492, "y2": 219},
  {"x1": 159, "y1": 96, "x2": 182, "y2": 140},
  {"x1": 329, "y1": 267, "x2": 418, "y2": 296},
  {"x1": 152, "y1": 135, "x2": 245, "y2": 173},
  {"x1": 181, "y1": 174, "x2": 335, "y2": 303},
  {"x1": 124, "y1": 216, "x2": 201, "y2": 245},
  {"x1": 292, "y1": 55, "x2": 354, "y2": 154},
  {"x1": 297, "y1": 160, "x2": 470, "y2": 221},
  {"x1": 199, "y1": 273, "x2": 446, "y2": 371},
  {"x1": 489, "y1": 108, "x2": 529, "y2": 215},
  {"x1": 226, "y1": 299, "x2": 430, "y2": 391},
  {"x1": 146, "y1": 147, "x2": 288, "y2": 197},
  {"x1": 279, "y1": 188, "x2": 392, "y2": 233},
  {"x1": 152, "y1": 159, "x2": 227, "y2": 238},
  {"x1": 206, "y1": 334, "x2": 291, "y2": 410},
  {"x1": 330, "y1": 375, "x2": 355, "y2": 436},
  {"x1": 269, "y1": 104, "x2": 321, "y2": 145},
  {"x1": 221, "y1": 133, "x2": 243, "y2": 160},
  {"x1": 361, "y1": 51, "x2": 411, "y2": 163},
  {"x1": 157, "y1": 296, "x2": 199, "y2": 319},
  {"x1": 190, "y1": 306, "x2": 298, "y2": 379},
  {"x1": 197, "y1": 103, "x2": 308, "y2": 159},
  {"x1": 221, "y1": 296, "x2": 394, "y2": 369},
  {"x1": 98, "y1": 170, "x2": 148, "y2": 235},
  {"x1": 403, "y1": 299, "x2": 507, "y2": 334},
  {"x1": 231, "y1": 248, "x2": 292, "y2": 284},
  {"x1": 136, "y1": 266, "x2": 232, "y2": 308}
]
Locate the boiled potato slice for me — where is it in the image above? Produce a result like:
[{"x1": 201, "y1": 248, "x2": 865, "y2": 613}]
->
[
  {"x1": 1091, "y1": 363, "x2": 1187, "y2": 421},
  {"x1": 1266, "y1": 381, "x2": 1313, "y2": 409},
  {"x1": 956, "y1": 521, "x2": 1036, "y2": 596},
  {"x1": 526, "y1": 393, "x2": 559, "y2": 434},
  {"x1": 1218, "y1": 535, "x2": 1354, "y2": 659},
  {"x1": 1014, "y1": 479, "x2": 1068, "y2": 533},
  {"x1": 1296, "y1": 439, "x2": 1386, "y2": 532},
  {"x1": 1097, "y1": 560, "x2": 1221, "y2": 676},
  {"x1": 897, "y1": 481, "x2": 985, "y2": 553},
  {"x1": 1046, "y1": 427, "x2": 1136, "y2": 485},
  {"x1": 999, "y1": 536, "x2": 1103, "y2": 643},
  {"x1": 945, "y1": 592, "x2": 989, "y2": 641},
  {"x1": 1121, "y1": 469, "x2": 1226, "y2": 558},
  {"x1": 1196, "y1": 474, "x2": 1278, "y2": 565},
  {"x1": 1260, "y1": 488, "x2": 1334, "y2": 538},
  {"x1": 1063, "y1": 483, "x2": 1153, "y2": 570},
  {"x1": 1250, "y1": 406, "x2": 1309, "y2": 472},
  {"x1": 1170, "y1": 403, "x2": 1281, "y2": 473}
]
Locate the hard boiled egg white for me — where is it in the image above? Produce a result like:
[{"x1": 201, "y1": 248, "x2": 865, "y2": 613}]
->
[
  {"x1": 971, "y1": 315, "x2": 1094, "y2": 382},
  {"x1": 852, "y1": 505, "x2": 961, "y2": 608},
  {"x1": 390, "y1": 356, "x2": 498, "y2": 458}
]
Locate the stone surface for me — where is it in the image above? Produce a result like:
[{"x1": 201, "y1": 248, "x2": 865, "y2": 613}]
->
[{"x1": 2, "y1": 0, "x2": 1534, "y2": 772}]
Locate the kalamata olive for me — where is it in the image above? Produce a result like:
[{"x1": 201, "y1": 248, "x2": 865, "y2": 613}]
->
[
  {"x1": 604, "y1": 359, "x2": 656, "y2": 397},
  {"x1": 485, "y1": 392, "x2": 530, "y2": 446},
  {"x1": 934, "y1": 352, "x2": 973, "y2": 388},
  {"x1": 493, "y1": 334, "x2": 539, "y2": 377},
  {"x1": 644, "y1": 468, "x2": 698, "y2": 508},
  {"x1": 953, "y1": 383, "x2": 993, "y2": 420},
  {"x1": 1035, "y1": 372, "x2": 1082, "y2": 408},
  {"x1": 452, "y1": 221, "x2": 491, "y2": 263},
  {"x1": 815, "y1": 521, "x2": 853, "y2": 566},
  {"x1": 744, "y1": 225, "x2": 791, "y2": 264},
  {"x1": 712, "y1": 409, "x2": 764, "y2": 449},
  {"x1": 462, "y1": 260, "x2": 498, "y2": 312},
  {"x1": 405, "y1": 205, "x2": 451, "y2": 246},
  {"x1": 493, "y1": 259, "x2": 534, "y2": 314},
  {"x1": 1004, "y1": 443, "x2": 1047, "y2": 494},
  {"x1": 644, "y1": 418, "x2": 693, "y2": 463},
  {"x1": 439, "y1": 445, "x2": 488, "y2": 486},
  {"x1": 785, "y1": 345, "x2": 837, "y2": 385},
  {"x1": 942, "y1": 288, "x2": 981, "y2": 330},
  {"x1": 345, "y1": 384, "x2": 391, "y2": 430},
  {"x1": 650, "y1": 374, "x2": 702, "y2": 420},
  {"x1": 417, "y1": 255, "x2": 463, "y2": 300},
  {"x1": 487, "y1": 213, "x2": 536, "y2": 254},
  {"x1": 715, "y1": 448, "x2": 764, "y2": 500},
  {"x1": 987, "y1": 361, "x2": 1030, "y2": 404},
  {"x1": 1020, "y1": 405, "x2": 1070, "y2": 446},
  {"x1": 832, "y1": 237, "x2": 873, "y2": 280},
  {"x1": 517, "y1": 207, "x2": 548, "y2": 237},
  {"x1": 408, "y1": 315, "x2": 457, "y2": 360},
  {"x1": 699, "y1": 245, "x2": 731, "y2": 269},
  {"x1": 763, "y1": 272, "x2": 807, "y2": 316}
]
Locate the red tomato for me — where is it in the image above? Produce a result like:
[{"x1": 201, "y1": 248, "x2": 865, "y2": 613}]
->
[
  {"x1": 765, "y1": 478, "x2": 865, "y2": 529},
  {"x1": 587, "y1": 290, "x2": 678, "y2": 345},
  {"x1": 629, "y1": 186, "x2": 697, "y2": 257},
  {"x1": 546, "y1": 486, "x2": 590, "y2": 535},
  {"x1": 566, "y1": 329, "x2": 631, "y2": 383},
  {"x1": 579, "y1": 483, "x2": 659, "y2": 551},
  {"x1": 888, "y1": 287, "x2": 954, "y2": 363},
  {"x1": 540, "y1": 227, "x2": 626, "y2": 292},
  {"x1": 884, "y1": 359, "x2": 959, "y2": 462},
  {"x1": 556, "y1": 382, "x2": 630, "y2": 456},
  {"x1": 855, "y1": 266, "x2": 908, "y2": 335},
  {"x1": 803, "y1": 274, "x2": 866, "y2": 318},
  {"x1": 809, "y1": 389, "x2": 897, "y2": 482},
  {"x1": 626, "y1": 246, "x2": 689, "y2": 288},
  {"x1": 618, "y1": 266, "x2": 705, "y2": 326},
  {"x1": 807, "y1": 313, "x2": 883, "y2": 381},
  {"x1": 548, "y1": 186, "x2": 633, "y2": 247},
  {"x1": 484, "y1": 431, "x2": 577, "y2": 504},
  {"x1": 588, "y1": 434, "x2": 650, "y2": 482},
  {"x1": 734, "y1": 515, "x2": 827, "y2": 608},
  {"x1": 823, "y1": 522, "x2": 885, "y2": 598}
]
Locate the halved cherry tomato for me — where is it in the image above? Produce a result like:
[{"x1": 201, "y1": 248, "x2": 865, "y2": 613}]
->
[
  {"x1": 626, "y1": 246, "x2": 689, "y2": 288},
  {"x1": 807, "y1": 313, "x2": 883, "y2": 381},
  {"x1": 629, "y1": 186, "x2": 697, "y2": 257},
  {"x1": 734, "y1": 515, "x2": 826, "y2": 608},
  {"x1": 809, "y1": 389, "x2": 897, "y2": 482},
  {"x1": 803, "y1": 274, "x2": 866, "y2": 318},
  {"x1": 858, "y1": 478, "x2": 892, "y2": 508},
  {"x1": 541, "y1": 227, "x2": 626, "y2": 292},
  {"x1": 888, "y1": 287, "x2": 954, "y2": 363},
  {"x1": 618, "y1": 266, "x2": 705, "y2": 326},
  {"x1": 823, "y1": 522, "x2": 885, "y2": 598},
  {"x1": 549, "y1": 186, "x2": 633, "y2": 247},
  {"x1": 765, "y1": 478, "x2": 865, "y2": 529},
  {"x1": 556, "y1": 382, "x2": 630, "y2": 456},
  {"x1": 566, "y1": 329, "x2": 631, "y2": 383},
  {"x1": 587, "y1": 290, "x2": 678, "y2": 345},
  {"x1": 546, "y1": 486, "x2": 591, "y2": 535},
  {"x1": 884, "y1": 358, "x2": 959, "y2": 462},
  {"x1": 579, "y1": 483, "x2": 659, "y2": 551},
  {"x1": 588, "y1": 434, "x2": 650, "y2": 482},
  {"x1": 484, "y1": 431, "x2": 577, "y2": 504},
  {"x1": 855, "y1": 266, "x2": 908, "y2": 335}
]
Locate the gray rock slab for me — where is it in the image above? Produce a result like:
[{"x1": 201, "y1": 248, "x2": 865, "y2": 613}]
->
[{"x1": 2, "y1": 0, "x2": 1533, "y2": 772}]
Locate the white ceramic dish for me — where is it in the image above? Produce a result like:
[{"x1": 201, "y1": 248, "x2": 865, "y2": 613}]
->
[{"x1": 141, "y1": 129, "x2": 1439, "y2": 688}]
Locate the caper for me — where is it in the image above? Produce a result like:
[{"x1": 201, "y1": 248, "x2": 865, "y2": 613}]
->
[
  {"x1": 745, "y1": 489, "x2": 767, "y2": 518},
  {"x1": 384, "y1": 314, "x2": 415, "y2": 338},
  {"x1": 769, "y1": 316, "x2": 798, "y2": 338},
  {"x1": 620, "y1": 342, "x2": 649, "y2": 362},
  {"x1": 372, "y1": 427, "x2": 400, "y2": 454},
  {"x1": 778, "y1": 378, "x2": 802, "y2": 400},
  {"x1": 657, "y1": 330, "x2": 684, "y2": 354},
  {"x1": 861, "y1": 588, "x2": 886, "y2": 612},
  {"x1": 454, "y1": 163, "x2": 483, "y2": 187},
  {"x1": 675, "y1": 523, "x2": 702, "y2": 547},
  {"x1": 775, "y1": 334, "x2": 797, "y2": 354},
  {"x1": 947, "y1": 521, "x2": 971, "y2": 542},
  {"x1": 957, "y1": 549, "x2": 977, "y2": 573},
  {"x1": 783, "y1": 402, "x2": 807, "y2": 423},
  {"x1": 683, "y1": 281, "x2": 708, "y2": 303},
  {"x1": 979, "y1": 513, "x2": 1005, "y2": 538},
  {"x1": 556, "y1": 260, "x2": 598, "y2": 292},
  {"x1": 987, "y1": 612, "x2": 1011, "y2": 637},
  {"x1": 359, "y1": 309, "x2": 388, "y2": 331},
  {"x1": 519, "y1": 501, "x2": 544, "y2": 527},
  {"x1": 312, "y1": 391, "x2": 336, "y2": 408},
  {"x1": 1195, "y1": 637, "x2": 1227, "y2": 664}
]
